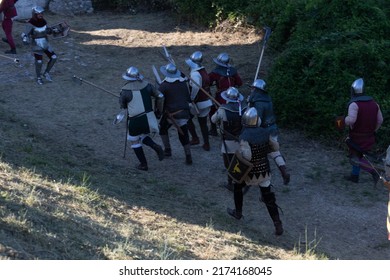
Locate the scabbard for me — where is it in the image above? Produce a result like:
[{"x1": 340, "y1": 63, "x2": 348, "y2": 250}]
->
[{"x1": 166, "y1": 112, "x2": 184, "y2": 135}]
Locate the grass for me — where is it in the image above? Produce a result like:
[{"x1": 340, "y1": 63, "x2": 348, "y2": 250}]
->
[
  {"x1": 0, "y1": 117, "x2": 328, "y2": 260},
  {"x1": 0, "y1": 146, "x2": 327, "y2": 260}
]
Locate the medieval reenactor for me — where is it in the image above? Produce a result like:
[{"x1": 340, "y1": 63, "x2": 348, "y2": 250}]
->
[
  {"x1": 208, "y1": 52, "x2": 243, "y2": 136},
  {"x1": 344, "y1": 78, "x2": 383, "y2": 186},
  {"x1": 227, "y1": 107, "x2": 284, "y2": 236},
  {"x1": 119, "y1": 66, "x2": 165, "y2": 171},
  {"x1": 185, "y1": 51, "x2": 213, "y2": 151},
  {"x1": 248, "y1": 79, "x2": 291, "y2": 185},
  {"x1": 211, "y1": 87, "x2": 247, "y2": 191},
  {"x1": 158, "y1": 63, "x2": 193, "y2": 165},
  {"x1": 21, "y1": 6, "x2": 57, "y2": 85},
  {"x1": 0, "y1": 0, "x2": 18, "y2": 54}
]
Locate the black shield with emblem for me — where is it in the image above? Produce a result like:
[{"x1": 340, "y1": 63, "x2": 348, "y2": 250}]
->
[{"x1": 228, "y1": 151, "x2": 253, "y2": 183}]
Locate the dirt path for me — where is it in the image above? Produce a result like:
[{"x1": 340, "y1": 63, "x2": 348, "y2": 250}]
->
[{"x1": 0, "y1": 11, "x2": 389, "y2": 259}]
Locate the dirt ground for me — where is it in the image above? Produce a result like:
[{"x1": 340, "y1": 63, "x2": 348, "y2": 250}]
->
[{"x1": 1, "y1": 11, "x2": 389, "y2": 260}]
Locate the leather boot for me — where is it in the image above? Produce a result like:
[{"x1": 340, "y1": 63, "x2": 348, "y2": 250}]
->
[
  {"x1": 198, "y1": 116, "x2": 210, "y2": 150},
  {"x1": 278, "y1": 165, "x2": 290, "y2": 185},
  {"x1": 152, "y1": 143, "x2": 164, "y2": 161},
  {"x1": 227, "y1": 208, "x2": 243, "y2": 220},
  {"x1": 344, "y1": 174, "x2": 359, "y2": 183},
  {"x1": 142, "y1": 136, "x2": 164, "y2": 161},
  {"x1": 188, "y1": 119, "x2": 200, "y2": 145},
  {"x1": 133, "y1": 147, "x2": 148, "y2": 171},
  {"x1": 261, "y1": 187, "x2": 284, "y2": 235},
  {"x1": 160, "y1": 135, "x2": 171, "y2": 157},
  {"x1": 184, "y1": 144, "x2": 192, "y2": 165}
]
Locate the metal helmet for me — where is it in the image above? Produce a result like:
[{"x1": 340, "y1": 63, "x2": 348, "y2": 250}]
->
[
  {"x1": 242, "y1": 107, "x2": 261, "y2": 128},
  {"x1": 32, "y1": 6, "x2": 45, "y2": 15},
  {"x1": 122, "y1": 66, "x2": 143, "y2": 81},
  {"x1": 251, "y1": 79, "x2": 266, "y2": 91},
  {"x1": 160, "y1": 63, "x2": 181, "y2": 78},
  {"x1": 186, "y1": 51, "x2": 203, "y2": 70},
  {"x1": 190, "y1": 51, "x2": 203, "y2": 64},
  {"x1": 350, "y1": 78, "x2": 364, "y2": 96},
  {"x1": 226, "y1": 87, "x2": 239, "y2": 100},
  {"x1": 213, "y1": 52, "x2": 230, "y2": 67}
]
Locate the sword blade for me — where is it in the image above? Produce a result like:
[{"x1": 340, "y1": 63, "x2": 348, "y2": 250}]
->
[{"x1": 152, "y1": 65, "x2": 162, "y2": 84}]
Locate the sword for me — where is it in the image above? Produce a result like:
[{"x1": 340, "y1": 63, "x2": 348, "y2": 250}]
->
[
  {"x1": 123, "y1": 114, "x2": 129, "y2": 158},
  {"x1": 152, "y1": 65, "x2": 162, "y2": 85},
  {"x1": 164, "y1": 112, "x2": 184, "y2": 135},
  {"x1": 163, "y1": 45, "x2": 175, "y2": 65}
]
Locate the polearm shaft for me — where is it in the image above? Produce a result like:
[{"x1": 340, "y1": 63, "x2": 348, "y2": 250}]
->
[
  {"x1": 0, "y1": 53, "x2": 19, "y2": 63},
  {"x1": 253, "y1": 26, "x2": 271, "y2": 83},
  {"x1": 73, "y1": 75, "x2": 119, "y2": 98}
]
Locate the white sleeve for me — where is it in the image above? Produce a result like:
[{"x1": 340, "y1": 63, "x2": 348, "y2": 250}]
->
[{"x1": 189, "y1": 71, "x2": 201, "y2": 101}]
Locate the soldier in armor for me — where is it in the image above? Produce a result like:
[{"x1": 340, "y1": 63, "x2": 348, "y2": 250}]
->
[
  {"x1": 158, "y1": 63, "x2": 193, "y2": 165},
  {"x1": 344, "y1": 78, "x2": 383, "y2": 185},
  {"x1": 248, "y1": 79, "x2": 291, "y2": 185},
  {"x1": 119, "y1": 66, "x2": 165, "y2": 171},
  {"x1": 0, "y1": 0, "x2": 18, "y2": 54},
  {"x1": 211, "y1": 87, "x2": 247, "y2": 191},
  {"x1": 185, "y1": 51, "x2": 213, "y2": 151},
  {"x1": 227, "y1": 107, "x2": 284, "y2": 236},
  {"x1": 21, "y1": 6, "x2": 57, "y2": 85},
  {"x1": 208, "y1": 52, "x2": 243, "y2": 136}
]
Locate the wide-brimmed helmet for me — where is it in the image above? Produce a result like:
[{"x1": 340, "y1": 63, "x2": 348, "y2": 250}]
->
[
  {"x1": 221, "y1": 87, "x2": 244, "y2": 103},
  {"x1": 213, "y1": 52, "x2": 230, "y2": 67},
  {"x1": 160, "y1": 63, "x2": 181, "y2": 78},
  {"x1": 251, "y1": 79, "x2": 266, "y2": 91},
  {"x1": 122, "y1": 66, "x2": 144, "y2": 81}
]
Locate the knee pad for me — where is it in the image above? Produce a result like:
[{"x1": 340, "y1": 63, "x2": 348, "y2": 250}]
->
[
  {"x1": 130, "y1": 143, "x2": 142, "y2": 149},
  {"x1": 127, "y1": 134, "x2": 141, "y2": 146}
]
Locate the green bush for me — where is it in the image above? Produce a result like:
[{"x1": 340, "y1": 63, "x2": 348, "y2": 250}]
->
[{"x1": 267, "y1": 0, "x2": 389, "y2": 150}]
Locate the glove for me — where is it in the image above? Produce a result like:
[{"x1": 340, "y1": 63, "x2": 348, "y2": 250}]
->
[{"x1": 21, "y1": 33, "x2": 29, "y2": 45}]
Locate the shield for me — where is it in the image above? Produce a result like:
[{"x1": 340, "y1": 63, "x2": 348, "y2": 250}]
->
[
  {"x1": 50, "y1": 21, "x2": 71, "y2": 39},
  {"x1": 228, "y1": 151, "x2": 253, "y2": 183}
]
